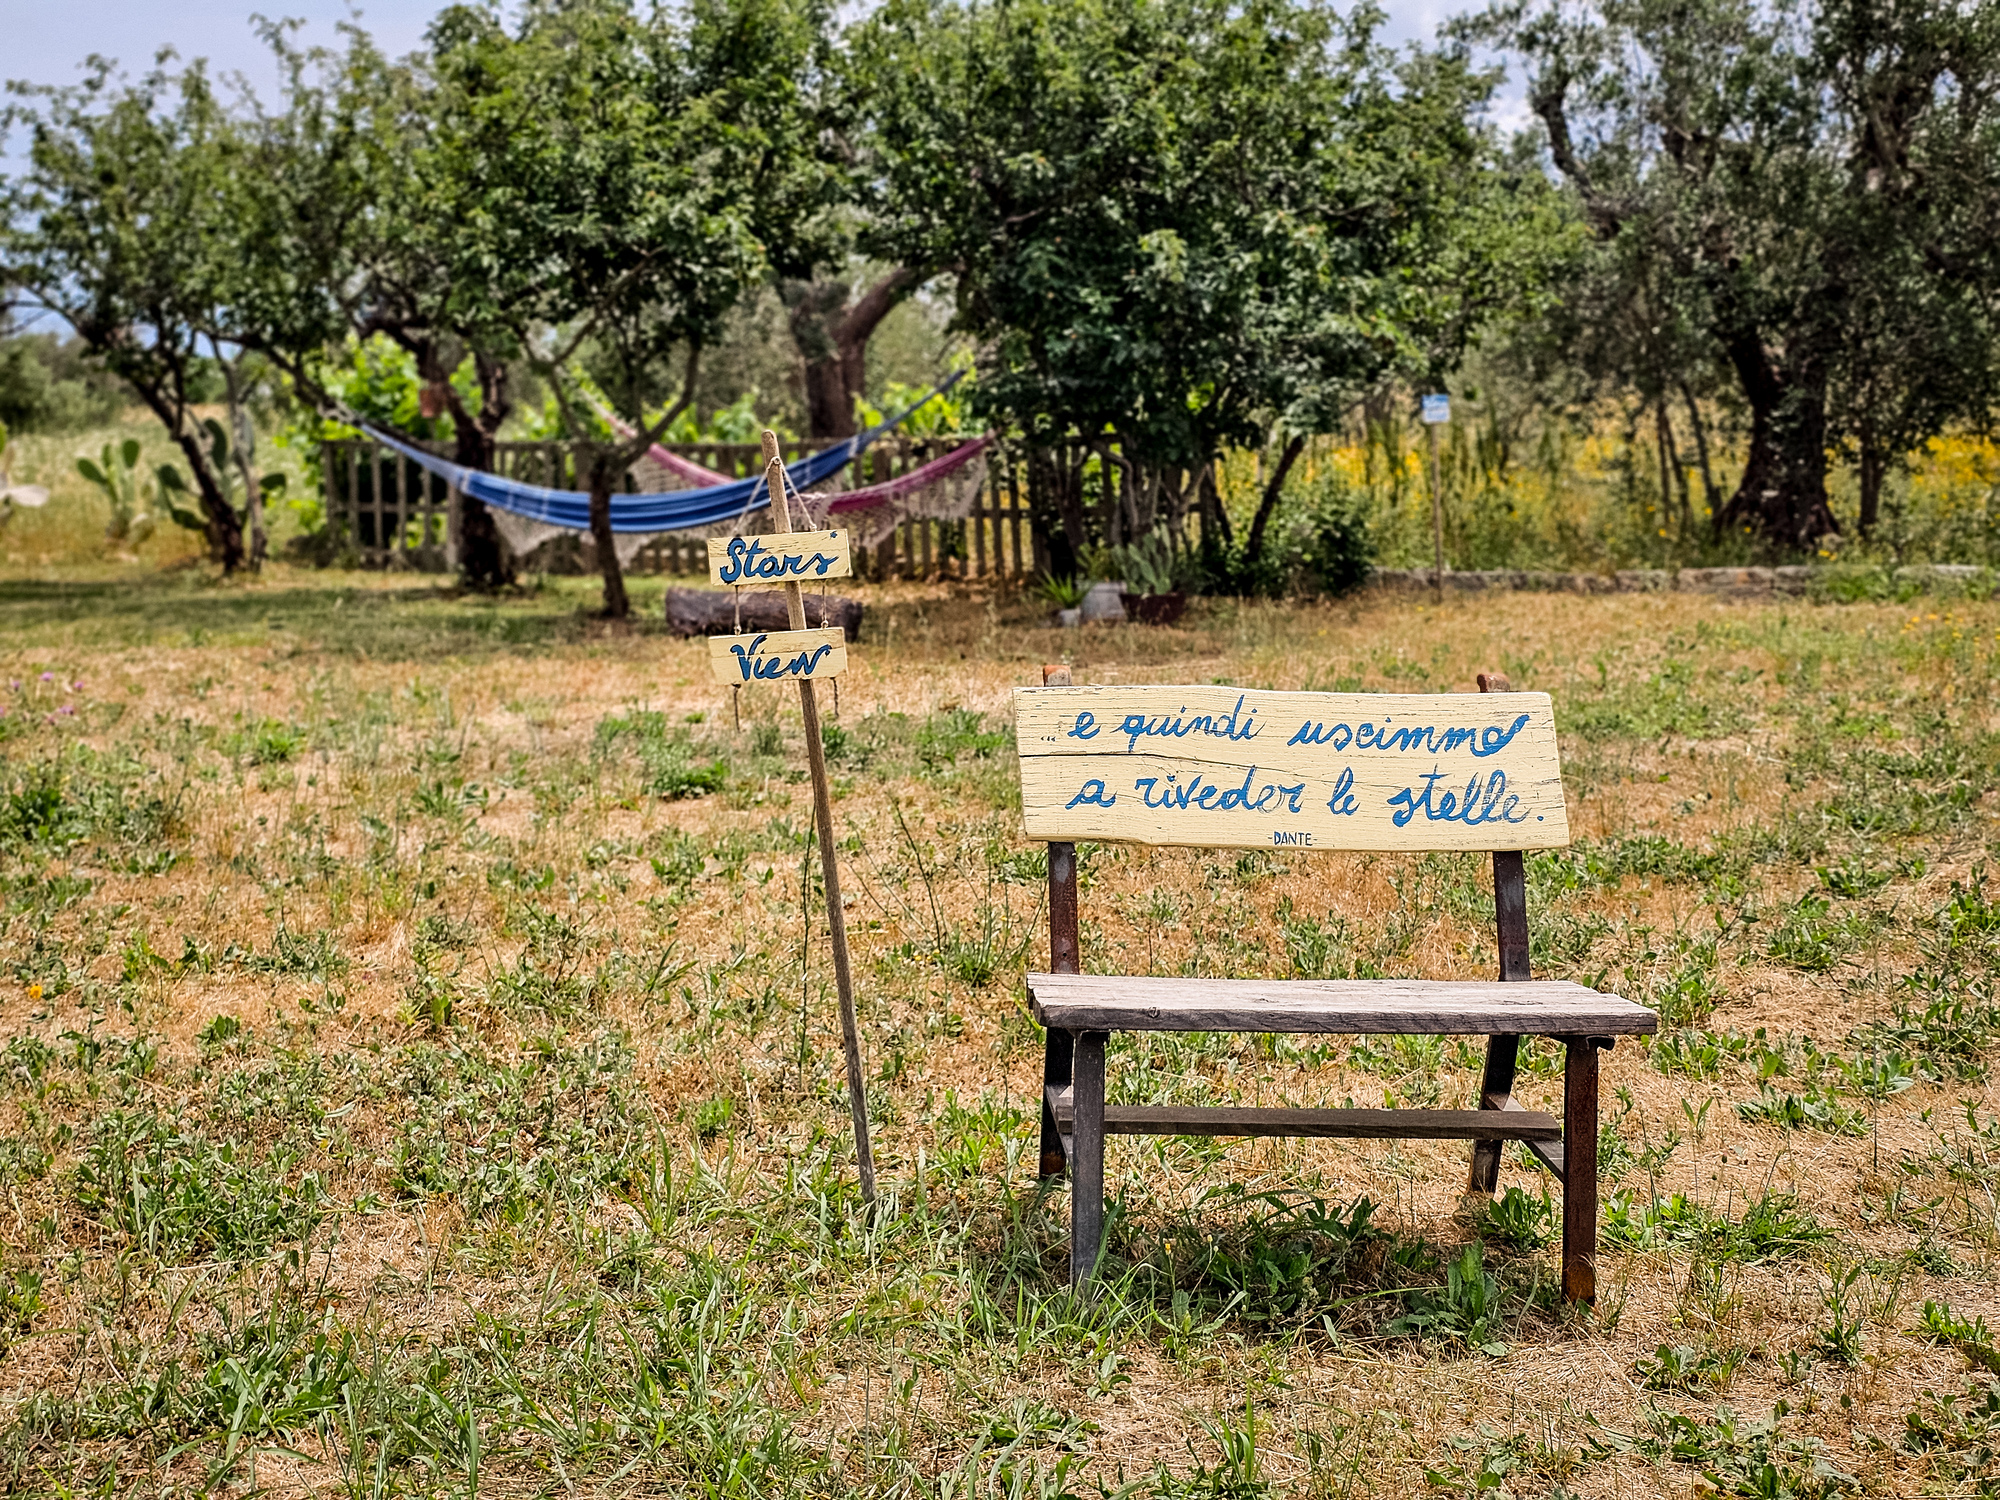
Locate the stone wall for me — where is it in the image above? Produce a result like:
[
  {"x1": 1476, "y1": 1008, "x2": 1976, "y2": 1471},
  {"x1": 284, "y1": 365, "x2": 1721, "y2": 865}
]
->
[{"x1": 1367, "y1": 563, "x2": 1995, "y2": 600}]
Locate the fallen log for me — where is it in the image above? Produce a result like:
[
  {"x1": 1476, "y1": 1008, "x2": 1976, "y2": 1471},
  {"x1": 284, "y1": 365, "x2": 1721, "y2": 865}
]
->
[{"x1": 663, "y1": 587, "x2": 864, "y2": 641}]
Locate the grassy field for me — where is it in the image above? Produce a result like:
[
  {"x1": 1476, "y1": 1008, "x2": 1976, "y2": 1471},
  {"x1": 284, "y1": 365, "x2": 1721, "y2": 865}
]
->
[{"x1": 0, "y1": 566, "x2": 1993, "y2": 1497}]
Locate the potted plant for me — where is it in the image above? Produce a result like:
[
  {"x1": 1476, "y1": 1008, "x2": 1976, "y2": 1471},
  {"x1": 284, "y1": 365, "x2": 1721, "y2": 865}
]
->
[
  {"x1": 1036, "y1": 571, "x2": 1088, "y2": 627},
  {"x1": 1070, "y1": 545, "x2": 1128, "y2": 622},
  {"x1": 1113, "y1": 533, "x2": 1187, "y2": 625}
]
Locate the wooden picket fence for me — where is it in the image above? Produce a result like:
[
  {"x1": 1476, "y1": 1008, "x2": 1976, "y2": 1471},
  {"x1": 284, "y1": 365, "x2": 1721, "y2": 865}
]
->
[{"x1": 319, "y1": 434, "x2": 1036, "y2": 583}]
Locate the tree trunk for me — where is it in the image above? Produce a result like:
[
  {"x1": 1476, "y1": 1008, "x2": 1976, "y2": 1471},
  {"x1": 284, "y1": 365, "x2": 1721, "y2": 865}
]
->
[
  {"x1": 586, "y1": 447, "x2": 630, "y2": 620},
  {"x1": 800, "y1": 353, "x2": 852, "y2": 442},
  {"x1": 220, "y1": 358, "x2": 266, "y2": 571},
  {"x1": 449, "y1": 421, "x2": 508, "y2": 588},
  {"x1": 1713, "y1": 331, "x2": 1840, "y2": 548},
  {"x1": 1240, "y1": 433, "x2": 1308, "y2": 580},
  {"x1": 1194, "y1": 463, "x2": 1233, "y2": 589},
  {"x1": 129, "y1": 379, "x2": 243, "y2": 571},
  {"x1": 176, "y1": 427, "x2": 246, "y2": 573},
  {"x1": 1203, "y1": 464, "x2": 1233, "y2": 548},
  {"x1": 1655, "y1": 399, "x2": 1692, "y2": 537},
  {"x1": 1679, "y1": 382, "x2": 1722, "y2": 522},
  {"x1": 442, "y1": 353, "x2": 514, "y2": 590},
  {"x1": 1026, "y1": 445, "x2": 1085, "y2": 581},
  {"x1": 1858, "y1": 426, "x2": 1886, "y2": 537},
  {"x1": 785, "y1": 268, "x2": 920, "y2": 440}
]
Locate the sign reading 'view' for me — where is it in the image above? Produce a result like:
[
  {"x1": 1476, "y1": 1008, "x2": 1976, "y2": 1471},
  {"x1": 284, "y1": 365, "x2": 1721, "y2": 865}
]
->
[
  {"x1": 1015, "y1": 685, "x2": 1570, "y2": 851},
  {"x1": 708, "y1": 627, "x2": 847, "y2": 684}
]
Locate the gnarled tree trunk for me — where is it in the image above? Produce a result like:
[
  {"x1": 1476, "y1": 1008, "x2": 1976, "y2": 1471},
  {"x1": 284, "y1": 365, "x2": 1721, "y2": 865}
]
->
[
  {"x1": 1857, "y1": 423, "x2": 1887, "y2": 537},
  {"x1": 437, "y1": 351, "x2": 514, "y2": 590},
  {"x1": 586, "y1": 445, "x2": 631, "y2": 621},
  {"x1": 1713, "y1": 329, "x2": 1840, "y2": 548},
  {"x1": 1025, "y1": 444, "x2": 1090, "y2": 582},
  {"x1": 176, "y1": 427, "x2": 246, "y2": 574},
  {"x1": 784, "y1": 268, "x2": 919, "y2": 440},
  {"x1": 128, "y1": 381, "x2": 244, "y2": 572}
]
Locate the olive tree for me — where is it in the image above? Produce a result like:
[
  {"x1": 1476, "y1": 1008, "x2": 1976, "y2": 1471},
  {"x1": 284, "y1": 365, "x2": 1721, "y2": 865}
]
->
[{"x1": 1472, "y1": 0, "x2": 2000, "y2": 547}]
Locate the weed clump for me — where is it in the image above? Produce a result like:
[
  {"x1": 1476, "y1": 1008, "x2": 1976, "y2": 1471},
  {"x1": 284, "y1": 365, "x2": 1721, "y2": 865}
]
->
[{"x1": 75, "y1": 1111, "x2": 325, "y2": 1261}]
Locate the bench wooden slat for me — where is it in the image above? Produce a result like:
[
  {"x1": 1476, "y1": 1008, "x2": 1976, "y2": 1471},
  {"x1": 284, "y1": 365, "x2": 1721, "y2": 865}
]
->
[
  {"x1": 1482, "y1": 1090, "x2": 1569, "y2": 1174},
  {"x1": 1044, "y1": 1086, "x2": 1560, "y2": 1141},
  {"x1": 1027, "y1": 973, "x2": 1657, "y2": 1036}
]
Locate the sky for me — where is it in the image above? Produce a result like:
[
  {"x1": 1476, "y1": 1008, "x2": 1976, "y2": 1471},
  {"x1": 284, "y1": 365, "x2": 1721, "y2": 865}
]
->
[
  {"x1": 3, "y1": 1, "x2": 1470, "y2": 99},
  {"x1": 4, "y1": 0, "x2": 431, "y2": 98}
]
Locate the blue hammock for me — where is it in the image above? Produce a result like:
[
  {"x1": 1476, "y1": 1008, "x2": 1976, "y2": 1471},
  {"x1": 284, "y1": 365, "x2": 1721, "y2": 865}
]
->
[{"x1": 359, "y1": 378, "x2": 957, "y2": 534}]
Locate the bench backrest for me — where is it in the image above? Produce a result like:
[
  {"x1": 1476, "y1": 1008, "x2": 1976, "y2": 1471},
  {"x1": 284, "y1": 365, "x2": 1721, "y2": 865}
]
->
[{"x1": 1014, "y1": 682, "x2": 1570, "y2": 852}]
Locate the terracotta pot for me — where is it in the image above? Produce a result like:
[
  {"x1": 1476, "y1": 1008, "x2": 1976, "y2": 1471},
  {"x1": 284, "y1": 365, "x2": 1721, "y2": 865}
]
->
[{"x1": 1120, "y1": 590, "x2": 1186, "y2": 626}]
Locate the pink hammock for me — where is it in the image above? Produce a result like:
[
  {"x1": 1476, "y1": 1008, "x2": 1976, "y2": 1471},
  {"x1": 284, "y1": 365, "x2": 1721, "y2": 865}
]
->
[
  {"x1": 605, "y1": 400, "x2": 998, "y2": 545},
  {"x1": 827, "y1": 435, "x2": 995, "y2": 510}
]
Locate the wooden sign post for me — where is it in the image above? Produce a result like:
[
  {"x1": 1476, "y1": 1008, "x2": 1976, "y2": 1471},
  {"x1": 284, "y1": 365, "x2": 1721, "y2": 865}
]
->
[
  {"x1": 706, "y1": 434, "x2": 876, "y2": 1208},
  {"x1": 1422, "y1": 393, "x2": 1451, "y2": 603}
]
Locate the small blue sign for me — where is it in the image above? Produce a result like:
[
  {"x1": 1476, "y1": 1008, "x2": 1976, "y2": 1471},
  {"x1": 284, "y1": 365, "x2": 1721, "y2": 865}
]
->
[{"x1": 1421, "y1": 393, "x2": 1451, "y2": 425}]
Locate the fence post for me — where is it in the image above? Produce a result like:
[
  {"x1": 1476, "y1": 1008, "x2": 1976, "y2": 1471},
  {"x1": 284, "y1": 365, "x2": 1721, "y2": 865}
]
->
[{"x1": 324, "y1": 442, "x2": 342, "y2": 555}]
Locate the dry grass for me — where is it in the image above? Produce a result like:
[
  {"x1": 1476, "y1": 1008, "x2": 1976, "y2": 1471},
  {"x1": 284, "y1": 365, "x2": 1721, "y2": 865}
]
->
[{"x1": 0, "y1": 565, "x2": 1992, "y2": 1496}]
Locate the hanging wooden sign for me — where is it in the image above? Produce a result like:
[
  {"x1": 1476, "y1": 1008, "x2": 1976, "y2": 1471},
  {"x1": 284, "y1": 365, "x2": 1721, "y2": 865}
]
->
[
  {"x1": 712, "y1": 433, "x2": 875, "y2": 1211},
  {"x1": 707, "y1": 530, "x2": 851, "y2": 586},
  {"x1": 707, "y1": 627, "x2": 847, "y2": 685},
  {"x1": 1015, "y1": 684, "x2": 1569, "y2": 852}
]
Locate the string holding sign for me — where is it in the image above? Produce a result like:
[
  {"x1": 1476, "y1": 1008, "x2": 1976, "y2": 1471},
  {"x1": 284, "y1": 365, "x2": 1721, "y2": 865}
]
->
[{"x1": 706, "y1": 438, "x2": 877, "y2": 1211}]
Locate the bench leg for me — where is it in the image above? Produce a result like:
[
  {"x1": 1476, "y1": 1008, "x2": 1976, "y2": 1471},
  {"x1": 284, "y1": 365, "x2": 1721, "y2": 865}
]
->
[
  {"x1": 1069, "y1": 1030, "x2": 1106, "y2": 1287},
  {"x1": 1039, "y1": 1027, "x2": 1074, "y2": 1178},
  {"x1": 1467, "y1": 1033, "x2": 1521, "y2": 1195},
  {"x1": 1562, "y1": 1036, "x2": 1600, "y2": 1304}
]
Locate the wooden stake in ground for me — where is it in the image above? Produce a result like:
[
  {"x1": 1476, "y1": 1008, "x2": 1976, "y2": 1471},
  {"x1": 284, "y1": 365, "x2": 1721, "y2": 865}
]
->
[
  {"x1": 1423, "y1": 391, "x2": 1450, "y2": 604},
  {"x1": 748, "y1": 430, "x2": 875, "y2": 1207}
]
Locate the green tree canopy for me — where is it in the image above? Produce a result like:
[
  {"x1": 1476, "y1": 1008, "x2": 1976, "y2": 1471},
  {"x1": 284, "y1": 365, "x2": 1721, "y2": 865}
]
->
[
  {"x1": 412, "y1": 0, "x2": 773, "y2": 614},
  {"x1": 232, "y1": 0, "x2": 794, "y2": 599},
  {"x1": 851, "y1": 0, "x2": 1559, "y2": 577}
]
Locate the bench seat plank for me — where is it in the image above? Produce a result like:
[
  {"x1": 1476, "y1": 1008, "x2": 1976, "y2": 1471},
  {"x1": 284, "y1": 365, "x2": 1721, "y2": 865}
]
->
[
  {"x1": 1044, "y1": 1086, "x2": 1560, "y2": 1141},
  {"x1": 1026, "y1": 973, "x2": 1656, "y2": 1036}
]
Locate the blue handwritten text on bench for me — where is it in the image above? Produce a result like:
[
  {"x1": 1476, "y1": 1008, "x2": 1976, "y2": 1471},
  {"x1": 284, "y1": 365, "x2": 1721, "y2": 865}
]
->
[
  {"x1": 1387, "y1": 768, "x2": 1529, "y2": 827},
  {"x1": 1065, "y1": 778, "x2": 1116, "y2": 808},
  {"x1": 1324, "y1": 766, "x2": 1358, "y2": 815},
  {"x1": 1133, "y1": 766, "x2": 1306, "y2": 813},
  {"x1": 1062, "y1": 696, "x2": 1264, "y2": 754},
  {"x1": 1287, "y1": 712, "x2": 1531, "y2": 758}
]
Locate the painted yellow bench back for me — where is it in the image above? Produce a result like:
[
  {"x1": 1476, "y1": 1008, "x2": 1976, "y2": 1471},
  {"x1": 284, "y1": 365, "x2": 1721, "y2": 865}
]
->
[{"x1": 1014, "y1": 685, "x2": 1570, "y2": 852}]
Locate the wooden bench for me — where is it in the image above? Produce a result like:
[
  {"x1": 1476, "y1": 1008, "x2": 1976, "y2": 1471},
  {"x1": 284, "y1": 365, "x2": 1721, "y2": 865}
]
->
[{"x1": 1017, "y1": 667, "x2": 1657, "y2": 1302}]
